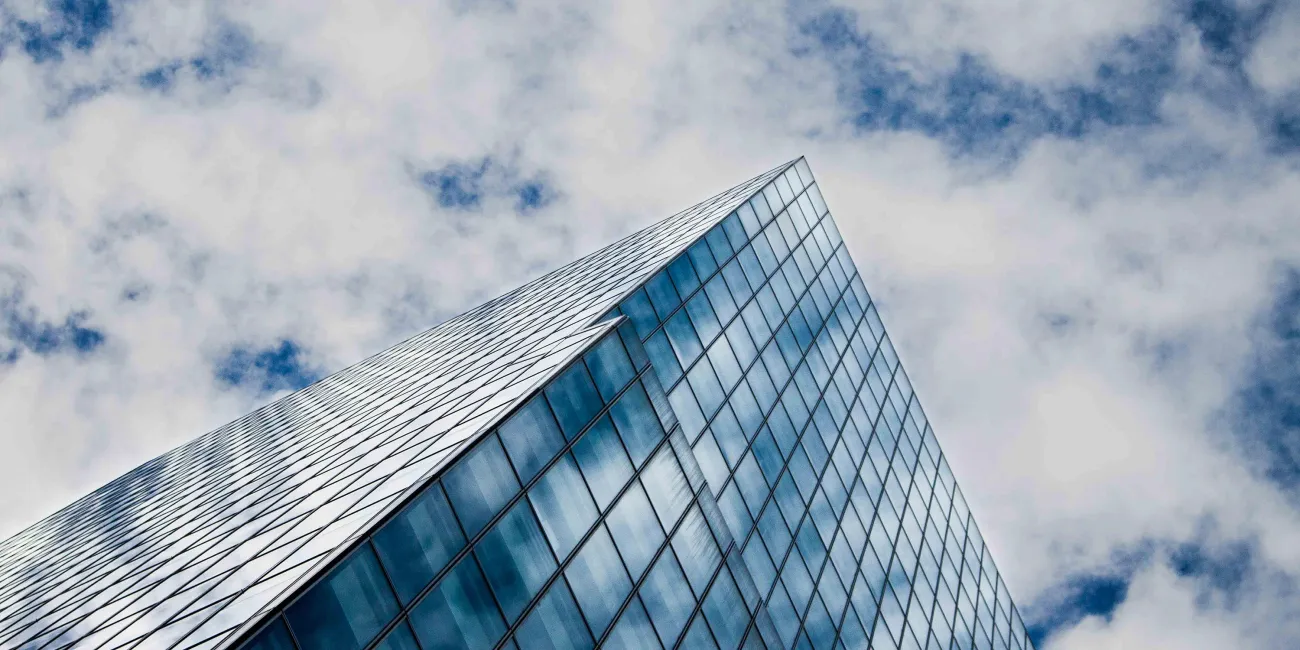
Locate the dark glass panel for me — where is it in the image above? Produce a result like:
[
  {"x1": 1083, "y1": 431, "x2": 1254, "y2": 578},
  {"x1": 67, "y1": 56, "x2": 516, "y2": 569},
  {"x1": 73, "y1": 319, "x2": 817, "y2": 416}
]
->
[
  {"x1": 515, "y1": 579, "x2": 594, "y2": 650},
  {"x1": 373, "y1": 620, "x2": 420, "y2": 650},
  {"x1": 242, "y1": 618, "x2": 294, "y2": 650},
  {"x1": 585, "y1": 336, "x2": 636, "y2": 402},
  {"x1": 609, "y1": 381, "x2": 665, "y2": 468},
  {"x1": 606, "y1": 597, "x2": 664, "y2": 650},
  {"x1": 373, "y1": 484, "x2": 466, "y2": 604},
  {"x1": 571, "y1": 415, "x2": 633, "y2": 512},
  {"x1": 285, "y1": 544, "x2": 399, "y2": 650},
  {"x1": 530, "y1": 454, "x2": 598, "y2": 559},
  {"x1": 545, "y1": 362, "x2": 603, "y2": 440},
  {"x1": 476, "y1": 499, "x2": 557, "y2": 621},
  {"x1": 605, "y1": 482, "x2": 665, "y2": 580},
  {"x1": 444, "y1": 435, "x2": 520, "y2": 537},
  {"x1": 565, "y1": 525, "x2": 633, "y2": 636},
  {"x1": 639, "y1": 549, "x2": 695, "y2": 647},
  {"x1": 702, "y1": 569, "x2": 749, "y2": 649},
  {"x1": 409, "y1": 556, "x2": 505, "y2": 650},
  {"x1": 498, "y1": 395, "x2": 566, "y2": 484}
]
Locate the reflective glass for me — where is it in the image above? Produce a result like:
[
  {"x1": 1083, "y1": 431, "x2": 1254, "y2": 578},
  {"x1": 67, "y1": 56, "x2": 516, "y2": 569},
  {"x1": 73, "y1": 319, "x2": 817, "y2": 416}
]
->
[
  {"x1": 373, "y1": 484, "x2": 466, "y2": 604},
  {"x1": 571, "y1": 416, "x2": 633, "y2": 512},
  {"x1": 605, "y1": 482, "x2": 665, "y2": 580},
  {"x1": 546, "y1": 362, "x2": 604, "y2": 439},
  {"x1": 498, "y1": 395, "x2": 566, "y2": 484},
  {"x1": 476, "y1": 499, "x2": 557, "y2": 621},
  {"x1": 515, "y1": 579, "x2": 593, "y2": 650},
  {"x1": 565, "y1": 525, "x2": 633, "y2": 636},
  {"x1": 530, "y1": 454, "x2": 599, "y2": 559},
  {"x1": 409, "y1": 556, "x2": 505, "y2": 650},
  {"x1": 284, "y1": 544, "x2": 398, "y2": 650},
  {"x1": 444, "y1": 435, "x2": 521, "y2": 537}
]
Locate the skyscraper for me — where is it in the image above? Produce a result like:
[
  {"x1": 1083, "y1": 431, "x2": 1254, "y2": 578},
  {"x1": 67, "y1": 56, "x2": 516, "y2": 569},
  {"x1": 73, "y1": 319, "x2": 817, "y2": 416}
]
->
[{"x1": 0, "y1": 159, "x2": 1035, "y2": 650}]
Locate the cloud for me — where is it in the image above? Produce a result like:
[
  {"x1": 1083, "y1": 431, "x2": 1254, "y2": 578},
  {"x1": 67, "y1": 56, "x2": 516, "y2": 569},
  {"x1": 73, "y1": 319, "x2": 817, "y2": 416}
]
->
[{"x1": 0, "y1": 0, "x2": 1298, "y2": 647}]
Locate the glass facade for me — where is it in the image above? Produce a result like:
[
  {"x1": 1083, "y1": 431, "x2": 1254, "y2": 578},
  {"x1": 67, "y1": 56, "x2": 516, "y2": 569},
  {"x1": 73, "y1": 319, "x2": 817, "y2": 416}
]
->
[{"x1": 0, "y1": 159, "x2": 1035, "y2": 650}]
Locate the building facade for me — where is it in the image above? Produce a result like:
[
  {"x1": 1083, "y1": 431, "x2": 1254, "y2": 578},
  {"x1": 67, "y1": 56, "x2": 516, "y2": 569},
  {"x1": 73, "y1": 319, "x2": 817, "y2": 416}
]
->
[{"x1": 0, "y1": 160, "x2": 1035, "y2": 650}]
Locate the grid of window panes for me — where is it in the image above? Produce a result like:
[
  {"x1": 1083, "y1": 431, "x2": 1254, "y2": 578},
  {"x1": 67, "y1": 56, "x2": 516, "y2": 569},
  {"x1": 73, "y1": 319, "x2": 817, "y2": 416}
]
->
[
  {"x1": 0, "y1": 164, "x2": 789, "y2": 650},
  {"x1": 609, "y1": 161, "x2": 1035, "y2": 650},
  {"x1": 236, "y1": 320, "x2": 768, "y2": 650}
]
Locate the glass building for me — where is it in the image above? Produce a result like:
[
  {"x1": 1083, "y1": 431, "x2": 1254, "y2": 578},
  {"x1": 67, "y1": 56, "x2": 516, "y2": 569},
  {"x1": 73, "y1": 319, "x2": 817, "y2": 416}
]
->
[{"x1": 0, "y1": 159, "x2": 1036, "y2": 650}]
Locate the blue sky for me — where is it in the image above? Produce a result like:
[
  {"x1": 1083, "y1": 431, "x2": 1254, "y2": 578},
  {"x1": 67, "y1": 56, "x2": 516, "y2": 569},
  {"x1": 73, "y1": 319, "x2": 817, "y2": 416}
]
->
[{"x1": 0, "y1": 0, "x2": 1298, "y2": 647}]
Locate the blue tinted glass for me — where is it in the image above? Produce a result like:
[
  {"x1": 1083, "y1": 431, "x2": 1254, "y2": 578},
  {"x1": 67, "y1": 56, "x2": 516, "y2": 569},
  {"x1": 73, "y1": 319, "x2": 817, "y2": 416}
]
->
[
  {"x1": 671, "y1": 507, "x2": 722, "y2": 598},
  {"x1": 685, "y1": 292, "x2": 722, "y2": 345},
  {"x1": 639, "y1": 549, "x2": 694, "y2": 647},
  {"x1": 621, "y1": 289, "x2": 659, "y2": 338},
  {"x1": 606, "y1": 598, "x2": 663, "y2": 650},
  {"x1": 244, "y1": 619, "x2": 294, "y2": 650},
  {"x1": 688, "y1": 240, "x2": 719, "y2": 277},
  {"x1": 706, "y1": 225, "x2": 734, "y2": 261},
  {"x1": 444, "y1": 435, "x2": 520, "y2": 537},
  {"x1": 687, "y1": 359, "x2": 725, "y2": 419},
  {"x1": 373, "y1": 620, "x2": 420, "y2": 650},
  {"x1": 640, "y1": 447, "x2": 692, "y2": 530},
  {"x1": 645, "y1": 330, "x2": 683, "y2": 386},
  {"x1": 668, "y1": 255, "x2": 701, "y2": 297},
  {"x1": 565, "y1": 525, "x2": 633, "y2": 636},
  {"x1": 708, "y1": 339, "x2": 743, "y2": 393},
  {"x1": 571, "y1": 415, "x2": 633, "y2": 512},
  {"x1": 498, "y1": 395, "x2": 566, "y2": 484},
  {"x1": 605, "y1": 482, "x2": 664, "y2": 579},
  {"x1": 665, "y1": 310, "x2": 704, "y2": 367},
  {"x1": 609, "y1": 381, "x2": 665, "y2": 468},
  {"x1": 409, "y1": 556, "x2": 505, "y2": 650},
  {"x1": 515, "y1": 579, "x2": 593, "y2": 650},
  {"x1": 681, "y1": 614, "x2": 720, "y2": 650},
  {"x1": 530, "y1": 454, "x2": 598, "y2": 559},
  {"x1": 704, "y1": 275, "x2": 738, "y2": 324},
  {"x1": 703, "y1": 570, "x2": 749, "y2": 649},
  {"x1": 285, "y1": 544, "x2": 398, "y2": 650},
  {"x1": 585, "y1": 336, "x2": 636, "y2": 402},
  {"x1": 546, "y1": 362, "x2": 604, "y2": 439},
  {"x1": 373, "y1": 484, "x2": 466, "y2": 604},
  {"x1": 620, "y1": 325, "x2": 651, "y2": 370},
  {"x1": 477, "y1": 499, "x2": 557, "y2": 621},
  {"x1": 668, "y1": 384, "x2": 707, "y2": 442},
  {"x1": 645, "y1": 272, "x2": 681, "y2": 320}
]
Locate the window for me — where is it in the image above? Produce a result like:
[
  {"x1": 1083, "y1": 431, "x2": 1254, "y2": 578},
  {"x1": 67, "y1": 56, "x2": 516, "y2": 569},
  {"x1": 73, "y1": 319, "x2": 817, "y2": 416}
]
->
[
  {"x1": 605, "y1": 482, "x2": 665, "y2": 580},
  {"x1": 476, "y1": 500, "x2": 557, "y2": 621},
  {"x1": 515, "y1": 579, "x2": 593, "y2": 650},
  {"x1": 530, "y1": 454, "x2": 598, "y2": 559},
  {"x1": 285, "y1": 543, "x2": 398, "y2": 650},
  {"x1": 565, "y1": 525, "x2": 633, "y2": 636},
  {"x1": 444, "y1": 435, "x2": 520, "y2": 537},
  {"x1": 409, "y1": 556, "x2": 505, "y2": 650},
  {"x1": 498, "y1": 395, "x2": 565, "y2": 484},
  {"x1": 609, "y1": 381, "x2": 665, "y2": 468},
  {"x1": 373, "y1": 484, "x2": 465, "y2": 603},
  {"x1": 545, "y1": 362, "x2": 603, "y2": 439},
  {"x1": 571, "y1": 415, "x2": 633, "y2": 512},
  {"x1": 586, "y1": 336, "x2": 635, "y2": 403}
]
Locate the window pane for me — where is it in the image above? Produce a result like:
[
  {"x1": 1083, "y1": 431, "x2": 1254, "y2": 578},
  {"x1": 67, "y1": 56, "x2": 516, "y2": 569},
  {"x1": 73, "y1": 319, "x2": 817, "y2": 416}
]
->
[
  {"x1": 606, "y1": 597, "x2": 664, "y2": 650},
  {"x1": 546, "y1": 362, "x2": 603, "y2": 439},
  {"x1": 645, "y1": 272, "x2": 681, "y2": 320},
  {"x1": 515, "y1": 579, "x2": 594, "y2": 650},
  {"x1": 680, "y1": 613, "x2": 720, "y2": 650},
  {"x1": 639, "y1": 549, "x2": 695, "y2": 647},
  {"x1": 664, "y1": 310, "x2": 704, "y2": 367},
  {"x1": 671, "y1": 507, "x2": 722, "y2": 598},
  {"x1": 585, "y1": 336, "x2": 636, "y2": 402},
  {"x1": 373, "y1": 483, "x2": 466, "y2": 604},
  {"x1": 605, "y1": 482, "x2": 665, "y2": 580},
  {"x1": 703, "y1": 570, "x2": 749, "y2": 649},
  {"x1": 565, "y1": 525, "x2": 633, "y2": 636},
  {"x1": 571, "y1": 416, "x2": 633, "y2": 512},
  {"x1": 640, "y1": 447, "x2": 693, "y2": 531},
  {"x1": 243, "y1": 618, "x2": 294, "y2": 650},
  {"x1": 409, "y1": 556, "x2": 505, "y2": 650},
  {"x1": 285, "y1": 544, "x2": 398, "y2": 650},
  {"x1": 530, "y1": 454, "x2": 598, "y2": 559},
  {"x1": 373, "y1": 620, "x2": 420, "y2": 650},
  {"x1": 620, "y1": 289, "x2": 658, "y2": 339},
  {"x1": 498, "y1": 395, "x2": 566, "y2": 485},
  {"x1": 477, "y1": 500, "x2": 557, "y2": 621},
  {"x1": 645, "y1": 330, "x2": 683, "y2": 386},
  {"x1": 610, "y1": 381, "x2": 665, "y2": 468},
  {"x1": 444, "y1": 435, "x2": 520, "y2": 537}
]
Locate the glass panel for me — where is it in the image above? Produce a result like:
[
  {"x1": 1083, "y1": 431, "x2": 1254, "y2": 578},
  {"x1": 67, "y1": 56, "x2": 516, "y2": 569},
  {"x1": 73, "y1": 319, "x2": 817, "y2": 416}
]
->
[
  {"x1": 285, "y1": 544, "x2": 399, "y2": 650},
  {"x1": 409, "y1": 556, "x2": 505, "y2": 650},
  {"x1": 243, "y1": 618, "x2": 294, "y2": 650},
  {"x1": 565, "y1": 525, "x2": 633, "y2": 637},
  {"x1": 703, "y1": 569, "x2": 749, "y2": 649},
  {"x1": 530, "y1": 454, "x2": 599, "y2": 559},
  {"x1": 498, "y1": 395, "x2": 566, "y2": 484},
  {"x1": 546, "y1": 362, "x2": 603, "y2": 439},
  {"x1": 515, "y1": 579, "x2": 594, "y2": 650},
  {"x1": 571, "y1": 416, "x2": 633, "y2": 512},
  {"x1": 444, "y1": 435, "x2": 521, "y2": 537},
  {"x1": 605, "y1": 482, "x2": 665, "y2": 580},
  {"x1": 639, "y1": 549, "x2": 696, "y2": 647},
  {"x1": 373, "y1": 620, "x2": 420, "y2": 650},
  {"x1": 606, "y1": 597, "x2": 663, "y2": 650},
  {"x1": 640, "y1": 447, "x2": 693, "y2": 531},
  {"x1": 476, "y1": 500, "x2": 557, "y2": 621},
  {"x1": 585, "y1": 336, "x2": 636, "y2": 402},
  {"x1": 610, "y1": 381, "x2": 666, "y2": 468},
  {"x1": 373, "y1": 483, "x2": 466, "y2": 604}
]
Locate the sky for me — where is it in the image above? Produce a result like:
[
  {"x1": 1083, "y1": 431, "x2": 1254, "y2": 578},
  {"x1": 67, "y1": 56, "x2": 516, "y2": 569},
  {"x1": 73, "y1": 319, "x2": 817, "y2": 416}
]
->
[{"x1": 0, "y1": 0, "x2": 1298, "y2": 647}]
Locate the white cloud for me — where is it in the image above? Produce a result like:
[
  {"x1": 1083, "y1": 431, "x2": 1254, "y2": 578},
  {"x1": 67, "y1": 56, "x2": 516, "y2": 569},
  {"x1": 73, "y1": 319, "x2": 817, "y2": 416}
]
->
[
  {"x1": 1246, "y1": 0, "x2": 1300, "y2": 94},
  {"x1": 1, "y1": 0, "x2": 1299, "y2": 647}
]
